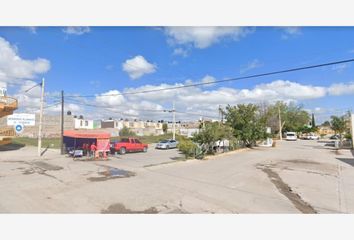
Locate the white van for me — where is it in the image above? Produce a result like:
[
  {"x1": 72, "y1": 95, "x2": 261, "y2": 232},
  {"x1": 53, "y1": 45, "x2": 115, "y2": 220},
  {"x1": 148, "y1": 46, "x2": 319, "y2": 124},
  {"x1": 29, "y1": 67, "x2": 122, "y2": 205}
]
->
[{"x1": 286, "y1": 132, "x2": 297, "y2": 141}]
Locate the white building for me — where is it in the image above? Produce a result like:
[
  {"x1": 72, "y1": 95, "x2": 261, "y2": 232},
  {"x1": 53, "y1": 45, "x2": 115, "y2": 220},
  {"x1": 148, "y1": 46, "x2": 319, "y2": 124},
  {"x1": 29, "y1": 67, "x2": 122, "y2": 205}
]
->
[{"x1": 74, "y1": 118, "x2": 101, "y2": 129}]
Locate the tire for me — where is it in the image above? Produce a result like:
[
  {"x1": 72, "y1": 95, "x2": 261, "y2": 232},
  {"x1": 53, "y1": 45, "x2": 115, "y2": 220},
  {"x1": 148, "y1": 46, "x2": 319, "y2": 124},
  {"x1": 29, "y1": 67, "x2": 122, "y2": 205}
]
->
[
  {"x1": 166, "y1": 145, "x2": 169, "y2": 150},
  {"x1": 119, "y1": 147, "x2": 126, "y2": 155},
  {"x1": 143, "y1": 147, "x2": 147, "y2": 152}
]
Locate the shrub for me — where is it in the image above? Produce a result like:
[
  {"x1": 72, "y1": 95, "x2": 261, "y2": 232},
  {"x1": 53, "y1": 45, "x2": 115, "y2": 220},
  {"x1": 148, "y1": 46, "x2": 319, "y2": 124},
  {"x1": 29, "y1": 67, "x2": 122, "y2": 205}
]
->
[
  {"x1": 119, "y1": 126, "x2": 136, "y2": 137},
  {"x1": 344, "y1": 133, "x2": 352, "y2": 140},
  {"x1": 177, "y1": 137, "x2": 197, "y2": 159}
]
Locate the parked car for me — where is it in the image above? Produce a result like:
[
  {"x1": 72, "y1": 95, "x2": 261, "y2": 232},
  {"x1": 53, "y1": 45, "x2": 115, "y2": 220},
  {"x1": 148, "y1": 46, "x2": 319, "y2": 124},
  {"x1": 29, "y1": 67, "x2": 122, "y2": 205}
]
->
[
  {"x1": 330, "y1": 134, "x2": 340, "y2": 140},
  {"x1": 110, "y1": 137, "x2": 148, "y2": 154},
  {"x1": 156, "y1": 139, "x2": 179, "y2": 149},
  {"x1": 302, "y1": 133, "x2": 320, "y2": 140},
  {"x1": 286, "y1": 132, "x2": 297, "y2": 141},
  {"x1": 308, "y1": 133, "x2": 320, "y2": 140}
]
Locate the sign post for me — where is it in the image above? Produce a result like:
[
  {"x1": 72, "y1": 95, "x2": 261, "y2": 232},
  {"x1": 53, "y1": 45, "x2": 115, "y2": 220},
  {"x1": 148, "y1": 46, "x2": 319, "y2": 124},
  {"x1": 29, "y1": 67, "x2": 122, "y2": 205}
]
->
[
  {"x1": 7, "y1": 113, "x2": 35, "y2": 126},
  {"x1": 14, "y1": 124, "x2": 24, "y2": 134}
]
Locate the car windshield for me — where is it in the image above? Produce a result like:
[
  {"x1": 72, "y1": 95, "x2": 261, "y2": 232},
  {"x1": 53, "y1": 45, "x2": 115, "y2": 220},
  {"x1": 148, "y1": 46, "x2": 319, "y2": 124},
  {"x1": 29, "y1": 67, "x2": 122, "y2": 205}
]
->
[
  {"x1": 287, "y1": 133, "x2": 295, "y2": 136},
  {"x1": 121, "y1": 138, "x2": 129, "y2": 143},
  {"x1": 160, "y1": 140, "x2": 169, "y2": 143}
]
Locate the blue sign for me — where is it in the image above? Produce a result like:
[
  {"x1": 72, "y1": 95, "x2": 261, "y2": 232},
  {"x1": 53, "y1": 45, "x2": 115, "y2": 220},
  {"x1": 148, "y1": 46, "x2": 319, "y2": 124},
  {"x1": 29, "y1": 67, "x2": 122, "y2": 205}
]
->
[{"x1": 15, "y1": 124, "x2": 24, "y2": 134}]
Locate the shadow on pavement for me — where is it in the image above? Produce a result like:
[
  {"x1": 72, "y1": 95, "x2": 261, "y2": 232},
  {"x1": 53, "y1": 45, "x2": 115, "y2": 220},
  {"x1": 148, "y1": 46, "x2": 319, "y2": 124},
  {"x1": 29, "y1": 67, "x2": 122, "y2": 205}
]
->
[
  {"x1": 40, "y1": 146, "x2": 49, "y2": 156},
  {"x1": 0, "y1": 143, "x2": 25, "y2": 151},
  {"x1": 336, "y1": 157, "x2": 354, "y2": 167}
]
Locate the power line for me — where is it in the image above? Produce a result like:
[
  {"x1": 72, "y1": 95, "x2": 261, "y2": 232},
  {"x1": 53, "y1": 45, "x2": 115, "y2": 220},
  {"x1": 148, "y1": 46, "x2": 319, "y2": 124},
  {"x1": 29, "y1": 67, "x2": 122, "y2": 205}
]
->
[
  {"x1": 64, "y1": 58, "x2": 354, "y2": 98},
  {"x1": 175, "y1": 110, "x2": 219, "y2": 119},
  {"x1": 65, "y1": 99, "x2": 219, "y2": 119},
  {"x1": 43, "y1": 102, "x2": 61, "y2": 109},
  {"x1": 65, "y1": 98, "x2": 166, "y2": 113}
]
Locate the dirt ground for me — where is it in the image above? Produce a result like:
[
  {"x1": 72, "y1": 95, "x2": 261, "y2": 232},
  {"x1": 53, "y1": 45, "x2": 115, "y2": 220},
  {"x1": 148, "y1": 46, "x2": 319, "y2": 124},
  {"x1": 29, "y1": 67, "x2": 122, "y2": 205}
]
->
[{"x1": 0, "y1": 140, "x2": 353, "y2": 213}]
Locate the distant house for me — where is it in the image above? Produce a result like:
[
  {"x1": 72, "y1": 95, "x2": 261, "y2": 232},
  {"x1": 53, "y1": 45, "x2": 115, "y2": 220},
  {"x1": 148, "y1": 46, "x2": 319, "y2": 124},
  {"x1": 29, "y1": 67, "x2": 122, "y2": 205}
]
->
[
  {"x1": 318, "y1": 126, "x2": 335, "y2": 136},
  {"x1": 74, "y1": 118, "x2": 100, "y2": 130}
]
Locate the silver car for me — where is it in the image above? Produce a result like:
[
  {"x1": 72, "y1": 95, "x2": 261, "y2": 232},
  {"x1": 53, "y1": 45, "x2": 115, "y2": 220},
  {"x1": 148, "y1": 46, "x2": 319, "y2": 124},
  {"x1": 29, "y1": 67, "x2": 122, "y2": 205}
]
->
[{"x1": 155, "y1": 139, "x2": 178, "y2": 149}]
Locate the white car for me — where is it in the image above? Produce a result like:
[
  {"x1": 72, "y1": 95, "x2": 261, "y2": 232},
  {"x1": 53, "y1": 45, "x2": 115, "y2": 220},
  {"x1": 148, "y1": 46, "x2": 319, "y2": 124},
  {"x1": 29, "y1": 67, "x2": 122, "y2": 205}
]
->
[
  {"x1": 286, "y1": 132, "x2": 297, "y2": 141},
  {"x1": 155, "y1": 139, "x2": 179, "y2": 149},
  {"x1": 307, "y1": 133, "x2": 320, "y2": 140}
]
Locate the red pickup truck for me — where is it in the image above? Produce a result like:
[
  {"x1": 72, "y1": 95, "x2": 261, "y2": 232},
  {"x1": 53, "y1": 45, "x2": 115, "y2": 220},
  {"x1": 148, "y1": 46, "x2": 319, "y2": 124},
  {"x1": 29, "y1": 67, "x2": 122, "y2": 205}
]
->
[{"x1": 110, "y1": 137, "x2": 148, "y2": 155}]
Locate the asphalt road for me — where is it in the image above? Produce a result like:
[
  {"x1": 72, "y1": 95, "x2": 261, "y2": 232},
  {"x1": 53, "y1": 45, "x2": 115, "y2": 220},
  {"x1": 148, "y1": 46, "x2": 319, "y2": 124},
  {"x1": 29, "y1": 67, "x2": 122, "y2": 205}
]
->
[{"x1": 0, "y1": 140, "x2": 353, "y2": 213}]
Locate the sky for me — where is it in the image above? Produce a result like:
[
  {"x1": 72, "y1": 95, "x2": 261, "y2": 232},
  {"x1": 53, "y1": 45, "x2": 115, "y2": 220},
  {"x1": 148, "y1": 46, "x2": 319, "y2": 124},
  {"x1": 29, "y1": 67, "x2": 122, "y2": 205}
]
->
[{"x1": 0, "y1": 26, "x2": 354, "y2": 123}]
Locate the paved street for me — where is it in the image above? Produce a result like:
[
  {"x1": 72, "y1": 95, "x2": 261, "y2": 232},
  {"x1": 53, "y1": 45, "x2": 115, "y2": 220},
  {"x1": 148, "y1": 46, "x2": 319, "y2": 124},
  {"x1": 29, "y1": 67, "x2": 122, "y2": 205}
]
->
[{"x1": 0, "y1": 140, "x2": 353, "y2": 213}]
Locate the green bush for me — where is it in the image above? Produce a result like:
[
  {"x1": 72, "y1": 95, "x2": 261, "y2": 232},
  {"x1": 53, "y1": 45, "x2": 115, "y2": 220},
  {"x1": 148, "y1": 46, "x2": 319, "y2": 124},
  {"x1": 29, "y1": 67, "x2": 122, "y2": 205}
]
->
[
  {"x1": 119, "y1": 126, "x2": 136, "y2": 137},
  {"x1": 177, "y1": 137, "x2": 197, "y2": 159},
  {"x1": 344, "y1": 133, "x2": 352, "y2": 140}
]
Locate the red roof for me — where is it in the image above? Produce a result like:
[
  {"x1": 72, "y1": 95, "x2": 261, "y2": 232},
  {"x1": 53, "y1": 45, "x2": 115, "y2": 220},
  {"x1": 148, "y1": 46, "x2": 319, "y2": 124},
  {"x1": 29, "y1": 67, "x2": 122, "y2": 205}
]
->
[{"x1": 64, "y1": 130, "x2": 110, "y2": 139}]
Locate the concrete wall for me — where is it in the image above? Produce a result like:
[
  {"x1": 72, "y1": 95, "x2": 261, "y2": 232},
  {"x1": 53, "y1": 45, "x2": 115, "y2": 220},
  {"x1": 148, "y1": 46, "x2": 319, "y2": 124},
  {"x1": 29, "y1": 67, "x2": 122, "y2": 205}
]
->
[{"x1": 0, "y1": 114, "x2": 75, "y2": 138}]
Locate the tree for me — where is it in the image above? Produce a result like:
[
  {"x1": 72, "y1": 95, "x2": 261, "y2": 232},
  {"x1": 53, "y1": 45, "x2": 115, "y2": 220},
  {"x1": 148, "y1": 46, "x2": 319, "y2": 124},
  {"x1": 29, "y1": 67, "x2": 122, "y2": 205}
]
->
[
  {"x1": 322, "y1": 120, "x2": 331, "y2": 127},
  {"x1": 192, "y1": 121, "x2": 234, "y2": 153},
  {"x1": 119, "y1": 126, "x2": 136, "y2": 136},
  {"x1": 162, "y1": 123, "x2": 168, "y2": 134},
  {"x1": 330, "y1": 115, "x2": 347, "y2": 143},
  {"x1": 225, "y1": 104, "x2": 268, "y2": 147},
  {"x1": 264, "y1": 101, "x2": 310, "y2": 134},
  {"x1": 311, "y1": 113, "x2": 316, "y2": 128}
]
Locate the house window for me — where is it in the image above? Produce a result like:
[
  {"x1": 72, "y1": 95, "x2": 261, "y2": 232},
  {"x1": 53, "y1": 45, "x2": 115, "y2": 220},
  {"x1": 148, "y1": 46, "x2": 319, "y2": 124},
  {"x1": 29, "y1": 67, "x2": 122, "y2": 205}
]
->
[
  {"x1": 80, "y1": 120, "x2": 83, "y2": 126},
  {"x1": 85, "y1": 121, "x2": 88, "y2": 126}
]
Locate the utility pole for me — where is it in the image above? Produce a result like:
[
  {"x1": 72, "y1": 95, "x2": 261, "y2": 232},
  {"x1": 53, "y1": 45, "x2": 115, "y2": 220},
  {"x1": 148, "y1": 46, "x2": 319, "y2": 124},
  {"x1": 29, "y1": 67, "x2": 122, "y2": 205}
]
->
[
  {"x1": 172, "y1": 101, "x2": 176, "y2": 140},
  {"x1": 219, "y1": 105, "x2": 224, "y2": 124},
  {"x1": 38, "y1": 78, "x2": 45, "y2": 156},
  {"x1": 60, "y1": 90, "x2": 64, "y2": 154},
  {"x1": 351, "y1": 113, "x2": 354, "y2": 149},
  {"x1": 278, "y1": 106, "x2": 282, "y2": 141}
]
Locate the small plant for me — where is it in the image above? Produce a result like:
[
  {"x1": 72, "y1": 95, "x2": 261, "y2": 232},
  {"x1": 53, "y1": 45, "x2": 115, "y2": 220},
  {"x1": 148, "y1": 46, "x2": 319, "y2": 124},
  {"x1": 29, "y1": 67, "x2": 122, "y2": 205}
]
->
[
  {"x1": 177, "y1": 137, "x2": 197, "y2": 159},
  {"x1": 344, "y1": 133, "x2": 352, "y2": 140},
  {"x1": 119, "y1": 126, "x2": 136, "y2": 137}
]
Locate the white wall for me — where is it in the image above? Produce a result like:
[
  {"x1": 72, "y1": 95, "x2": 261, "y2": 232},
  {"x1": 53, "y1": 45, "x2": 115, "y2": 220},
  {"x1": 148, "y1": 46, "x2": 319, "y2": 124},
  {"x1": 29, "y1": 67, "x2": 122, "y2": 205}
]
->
[
  {"x1": 180, "y1": 128, "x2": 199, "y2": 138},
  {"x1": 74, "y1": 119, "x2": 94, "y2": 129}
]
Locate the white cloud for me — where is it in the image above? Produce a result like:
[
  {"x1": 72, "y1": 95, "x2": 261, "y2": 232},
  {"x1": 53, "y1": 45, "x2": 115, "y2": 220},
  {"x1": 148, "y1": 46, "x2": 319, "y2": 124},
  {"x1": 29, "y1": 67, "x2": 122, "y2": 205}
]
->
[
  {"x1": 0, "y1": 37, "x2": 50, "y2": 84},
  {"x1": 62, "y1": 27, "x2": 90, "y2": 35},
  {"x1": 66, "y1": 79, "x2": 354, "y2": 121},
  {"x1": 24, "y1": 27, "x2": 37, "y2": 34},
  {"x1": 0, "y1": 37, "x2": 52, "y2": 113},
  {"x1": 240, "y1": 59, "x2": 263, "y2": 74},
  {"x1": 200, "y1": 75, "x2": 216, "y2": 87},
  {"x1": 173, "y1": 48, "x2": 189, "y2": 57},
  {"x1": 122, "y1": 55, "x2": 157, "y2": 80},
  {"x1": 164, "y1": 27, "x2": 253, "y2": 49},
  {"x1": 331, "y1": 63, "x2": 349, "y2": 73},
  {"x1": 95, "y1": 90, "x2": 125, "y2": 106},
  {"x1": 327, "y1": 82, "x2": 354, "y2": 95},
  {"x1": 44, "y1": 103, "x2": 81, "y2": 114},
  {"x1": 281, "y1": 27, "x2": 302, "y2": 39}
]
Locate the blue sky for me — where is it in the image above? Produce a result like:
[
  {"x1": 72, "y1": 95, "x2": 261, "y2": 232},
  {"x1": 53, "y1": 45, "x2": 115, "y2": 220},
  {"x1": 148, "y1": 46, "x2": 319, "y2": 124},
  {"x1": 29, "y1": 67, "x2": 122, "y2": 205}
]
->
[{"x1": 0, "y1": 27, "x2": 353, "y2": 123}]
